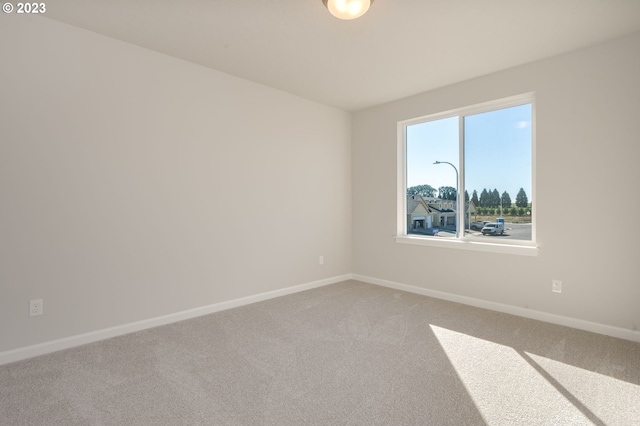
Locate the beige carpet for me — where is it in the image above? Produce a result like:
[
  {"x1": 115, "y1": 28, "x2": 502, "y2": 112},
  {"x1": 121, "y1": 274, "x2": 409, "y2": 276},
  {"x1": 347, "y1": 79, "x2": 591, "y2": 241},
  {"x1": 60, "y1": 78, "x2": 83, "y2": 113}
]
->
[{"x1": 1, "y1": 280, "x2": 639, "y2": 425}]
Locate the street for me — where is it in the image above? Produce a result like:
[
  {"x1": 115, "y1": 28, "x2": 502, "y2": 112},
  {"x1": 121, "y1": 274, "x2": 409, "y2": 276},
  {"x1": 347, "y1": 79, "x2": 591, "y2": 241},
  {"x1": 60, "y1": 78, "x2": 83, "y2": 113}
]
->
[{"x1": 435, "y1": 222, "x2": 532, "y2": 241}]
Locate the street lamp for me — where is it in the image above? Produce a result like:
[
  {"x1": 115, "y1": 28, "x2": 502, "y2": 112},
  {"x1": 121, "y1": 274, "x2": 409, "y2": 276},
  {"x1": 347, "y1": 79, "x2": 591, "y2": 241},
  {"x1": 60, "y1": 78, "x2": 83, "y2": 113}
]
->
[{"x1": 434, "y1": 161, "x2": 459, "y2": 238}]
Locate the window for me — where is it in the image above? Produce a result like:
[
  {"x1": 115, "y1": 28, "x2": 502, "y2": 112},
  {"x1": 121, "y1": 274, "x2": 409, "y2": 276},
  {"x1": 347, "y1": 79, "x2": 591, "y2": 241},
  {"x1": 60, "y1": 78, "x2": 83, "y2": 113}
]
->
[{"x1": 397, "y1": 93, "x2": 536, "y2": 255}]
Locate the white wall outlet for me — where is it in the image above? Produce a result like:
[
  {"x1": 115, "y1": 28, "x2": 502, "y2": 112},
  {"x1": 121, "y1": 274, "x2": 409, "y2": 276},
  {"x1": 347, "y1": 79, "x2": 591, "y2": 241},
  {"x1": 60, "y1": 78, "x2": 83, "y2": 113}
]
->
[
  {"x1": 319, "y1": 255, "x2": 324, "y2": 265},
  {"x1": 30, "y1": 299, "x2": 43, "y2": 316},
  {"x1": 552, "y1": 280, "x2": 562, "y2": 293}
]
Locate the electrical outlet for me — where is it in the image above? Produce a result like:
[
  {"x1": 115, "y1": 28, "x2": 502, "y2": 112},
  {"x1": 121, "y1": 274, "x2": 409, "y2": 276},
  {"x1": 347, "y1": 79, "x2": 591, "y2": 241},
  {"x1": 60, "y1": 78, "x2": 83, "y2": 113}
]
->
[
  {"x1": 30, "y1": 299, "x2": 43, "y2": 316},
  {"x1": 552, "y1": 280, "x2": 562, "y2": 294},
  {"x1": 319, "y1": 255, "x2": 324, "y2": 265}
]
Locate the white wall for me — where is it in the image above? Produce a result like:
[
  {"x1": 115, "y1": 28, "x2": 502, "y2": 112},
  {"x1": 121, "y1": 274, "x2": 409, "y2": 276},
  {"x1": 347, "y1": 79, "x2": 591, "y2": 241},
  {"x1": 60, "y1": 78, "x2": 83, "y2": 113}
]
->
[
  {"x1": 352, "y1": 32, "x2": 640, "y2": 336},
  {"x1": 0, "y1": 16, "x2": 352, "y2": 353}
]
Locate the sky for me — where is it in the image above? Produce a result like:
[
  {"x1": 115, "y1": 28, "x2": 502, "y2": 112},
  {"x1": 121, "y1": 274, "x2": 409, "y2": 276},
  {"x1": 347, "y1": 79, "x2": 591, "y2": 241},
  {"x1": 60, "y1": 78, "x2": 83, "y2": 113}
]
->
[{"x1": 406, "y1": 103, "x2": 532, "y2": 204}]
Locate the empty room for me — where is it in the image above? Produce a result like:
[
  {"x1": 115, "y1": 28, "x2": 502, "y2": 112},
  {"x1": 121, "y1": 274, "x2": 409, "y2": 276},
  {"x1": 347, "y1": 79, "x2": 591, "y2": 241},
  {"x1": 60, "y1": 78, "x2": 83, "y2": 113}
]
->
[{"x1": 1, "y1": 1, "x2": 639, "y2": 424}]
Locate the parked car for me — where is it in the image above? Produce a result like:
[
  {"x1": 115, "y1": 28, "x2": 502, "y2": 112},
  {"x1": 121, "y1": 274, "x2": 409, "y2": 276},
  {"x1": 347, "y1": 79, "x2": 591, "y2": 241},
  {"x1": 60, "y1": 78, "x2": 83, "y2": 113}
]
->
[
  {"x1": 470, "y1": 221, "x2": 489, "y2": 230},
  {"x1": 481, "y1": 221, "x2": 505, "y2": 235}
]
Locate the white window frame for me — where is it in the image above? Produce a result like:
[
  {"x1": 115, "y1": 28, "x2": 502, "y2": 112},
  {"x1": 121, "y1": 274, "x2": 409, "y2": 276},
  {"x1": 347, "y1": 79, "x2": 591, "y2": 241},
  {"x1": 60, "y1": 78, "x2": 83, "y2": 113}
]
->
[{"x1": 396, "y1": 93, "x2": 538, "y2": 256}]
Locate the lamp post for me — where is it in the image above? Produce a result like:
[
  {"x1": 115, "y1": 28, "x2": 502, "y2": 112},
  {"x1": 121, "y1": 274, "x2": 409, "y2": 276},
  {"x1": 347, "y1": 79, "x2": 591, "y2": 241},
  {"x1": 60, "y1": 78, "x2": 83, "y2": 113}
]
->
[{"x1": 434, "y1": 161, "x2": 459, "y2": 238}]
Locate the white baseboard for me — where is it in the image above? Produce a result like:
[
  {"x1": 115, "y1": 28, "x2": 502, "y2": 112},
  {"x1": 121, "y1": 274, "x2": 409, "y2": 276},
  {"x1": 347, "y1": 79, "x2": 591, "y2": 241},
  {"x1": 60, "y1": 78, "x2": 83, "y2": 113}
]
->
[
  {"x1": 352, "y1": 274, "x2": 640, "y2": 343},
  {"x1": 0, "y1": 274, "x2": 351, "y2": 366},
  {"x1": 3, "y1": 272, "x2": 638, "y2": 366}
]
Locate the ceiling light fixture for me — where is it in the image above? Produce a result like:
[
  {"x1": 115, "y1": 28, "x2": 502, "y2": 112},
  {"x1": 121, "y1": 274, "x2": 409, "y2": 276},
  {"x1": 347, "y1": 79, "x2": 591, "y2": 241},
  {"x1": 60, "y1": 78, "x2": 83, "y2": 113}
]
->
[{"x1": 322, "y1": 0, "x2": 374, "y2": 20}]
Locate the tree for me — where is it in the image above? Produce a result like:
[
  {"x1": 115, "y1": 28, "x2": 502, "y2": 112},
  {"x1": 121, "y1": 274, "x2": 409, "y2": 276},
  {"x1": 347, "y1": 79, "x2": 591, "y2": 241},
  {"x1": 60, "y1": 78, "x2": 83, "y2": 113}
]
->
[
  {"x1": 479, "y1": 188, "x2": 490, "y2": 207},
  {"x1": 501, "y1": 191, "x2": 512, "y2": 210},
  {"x1": 491, "y1": 189, "x2": 500, "y2": 208},
  {"x1": 516, "y1": 188, "x2": 529, "y2": 207},
  {"x1": 438, "y1": 186, "x2": 457, "y2": 201},
  {"x1": 407, "y1": 184, "x2": 436, "y2": 197},
  {"x1": 471, "y1": 190, "x2": 479, "y2": 206},
  {"x1": 464, "y1": 190, "x2": 470, "y2": 202}
]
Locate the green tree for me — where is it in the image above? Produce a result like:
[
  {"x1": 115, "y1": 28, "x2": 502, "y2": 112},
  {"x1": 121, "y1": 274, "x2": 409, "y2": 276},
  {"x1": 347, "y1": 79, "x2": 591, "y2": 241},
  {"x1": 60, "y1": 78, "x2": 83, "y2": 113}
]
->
[
  {"x1": 491, "y1": 189, "x2": 500, "y2": 208},
  {"x1": 516, "y1": 188, "x2": 529, "y2": 207},
  {"x1": 438, "y1": 186, "x2": 457, "y2": 201},
  {"x1": 479, "y1": 188, "x2": 490, "y2": 207},
  {"x1": 407, "y1": 184, "x2": 436, "y2": 197},
  {"x1": 501, "y1": 191, "x2": 512, "y2": 209},
  {"x1": 471, "y1": 190, "x2": 479, "y2": 206}
]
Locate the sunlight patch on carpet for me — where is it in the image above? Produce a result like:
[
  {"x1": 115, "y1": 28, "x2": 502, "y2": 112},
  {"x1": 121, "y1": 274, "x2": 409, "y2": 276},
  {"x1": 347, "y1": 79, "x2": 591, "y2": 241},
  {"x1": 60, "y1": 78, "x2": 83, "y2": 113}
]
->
[
  {"x1": 524, "y1": 352, "x2": 640, "y2": 425},
  {"x1": 430, "y1": 325, "x2": 593, "y2": 425}
]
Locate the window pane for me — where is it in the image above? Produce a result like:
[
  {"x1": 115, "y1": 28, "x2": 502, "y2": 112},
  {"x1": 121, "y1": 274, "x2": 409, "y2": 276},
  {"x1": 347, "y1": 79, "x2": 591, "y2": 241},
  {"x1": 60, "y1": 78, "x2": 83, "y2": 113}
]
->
[
  {"x1": 406, "y1": 116, "x2": 459, "y2": 238},
  {"x1": 464, "y1": 104, "x2": 532, "y2": 241}
]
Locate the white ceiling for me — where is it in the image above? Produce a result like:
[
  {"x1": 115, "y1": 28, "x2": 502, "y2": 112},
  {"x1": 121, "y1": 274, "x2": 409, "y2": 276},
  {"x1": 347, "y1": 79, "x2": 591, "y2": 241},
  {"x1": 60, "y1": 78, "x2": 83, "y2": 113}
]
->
[{"x1": 44, "y1": 0, "x2": 640, "y2": 111}]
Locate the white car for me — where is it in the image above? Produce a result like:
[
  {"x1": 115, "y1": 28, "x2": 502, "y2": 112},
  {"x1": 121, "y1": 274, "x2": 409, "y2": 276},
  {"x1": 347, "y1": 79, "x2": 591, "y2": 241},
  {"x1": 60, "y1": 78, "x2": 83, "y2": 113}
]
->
[{"x1": 481, "y1": 222, "x2": 504, "y2": 235}]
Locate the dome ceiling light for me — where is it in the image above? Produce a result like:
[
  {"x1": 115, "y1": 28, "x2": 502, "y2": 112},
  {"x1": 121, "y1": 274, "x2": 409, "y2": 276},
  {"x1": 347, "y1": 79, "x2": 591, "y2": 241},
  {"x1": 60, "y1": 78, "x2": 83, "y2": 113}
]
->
[{"x1": 322, "y1": 0, "x2": 374, "y2": 20}]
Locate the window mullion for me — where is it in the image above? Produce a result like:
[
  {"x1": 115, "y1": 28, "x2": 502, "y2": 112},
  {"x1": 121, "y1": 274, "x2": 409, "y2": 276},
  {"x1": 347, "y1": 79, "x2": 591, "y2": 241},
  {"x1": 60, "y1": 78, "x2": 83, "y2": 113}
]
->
[{"x1": 458, "y1": 115, "x2": 465, "y2": 239}]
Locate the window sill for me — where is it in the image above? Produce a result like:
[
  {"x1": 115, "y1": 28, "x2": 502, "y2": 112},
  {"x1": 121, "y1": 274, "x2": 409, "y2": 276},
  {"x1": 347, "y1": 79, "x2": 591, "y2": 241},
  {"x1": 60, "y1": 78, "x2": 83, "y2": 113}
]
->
[{"x1": 394, "y1": 235, "x2": 538, "y2": 256}]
